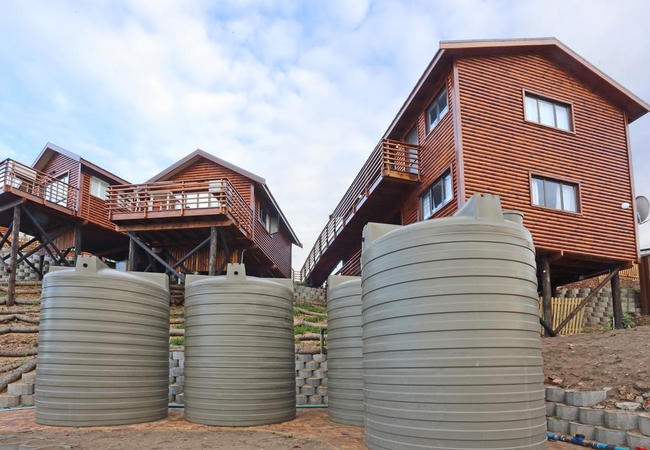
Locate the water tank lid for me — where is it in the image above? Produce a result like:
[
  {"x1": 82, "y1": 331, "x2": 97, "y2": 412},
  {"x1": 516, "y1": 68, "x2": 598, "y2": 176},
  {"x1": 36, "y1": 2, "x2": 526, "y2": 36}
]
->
[{"x1": 185, "y1": 263, "x2": 293, "y2": 294}]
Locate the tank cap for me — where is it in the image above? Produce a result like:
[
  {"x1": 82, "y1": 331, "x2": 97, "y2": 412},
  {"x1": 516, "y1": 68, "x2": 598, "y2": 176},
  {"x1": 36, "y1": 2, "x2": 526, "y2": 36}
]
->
[
  {"x1": 75, "y1": 255, "x2": 108, "y2": 273},
  {"x1": 503, "y1": 210, "x2": 524, "y2": 225},
  {"x1": 454, "y1": 193, "x2": 504, "y2": 222},
  {"x1": 226, "y1": 263, "x2": 247, "y2": 281}
]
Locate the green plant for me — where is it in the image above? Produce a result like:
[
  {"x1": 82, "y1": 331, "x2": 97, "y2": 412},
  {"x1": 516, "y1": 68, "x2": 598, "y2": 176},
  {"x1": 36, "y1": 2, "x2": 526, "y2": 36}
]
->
[
  {"x1": 32, "y1": 340, "x2": 38, "y2": 348},
  {"x1": 170, "y1": 313, "x2": 184, "y2": 319},
  {"x1": 294, "y1": 302, "x2": 326, "y2": 314},
  {"x1": 169, "y1": 337, "x2": 185, "y2": 346},
  {"x1": 294, "y1": 324, "x2": 322, "y2": 335},
  {"x1": 622, "y1": 312, "x2": 635, "y2": 329},
  {"x1": 174, "y1": 323, "x2": 185, "y2": 329},
  {"x1": 302, "y1": 315, "x2": 325, "y2": 323}
]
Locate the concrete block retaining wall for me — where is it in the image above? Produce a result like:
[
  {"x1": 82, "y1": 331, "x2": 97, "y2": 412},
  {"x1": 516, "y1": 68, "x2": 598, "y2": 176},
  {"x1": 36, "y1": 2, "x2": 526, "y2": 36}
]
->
[
  {"x1": 168, "y1": 351, "x2": 329, "y2": 406},
  {"x1": 556, "y1": 287, "x2": 642, "y2": 327},
  {"x1": 0, "y1": 250, "x2": 53, "y2": 282},
  {"x1": 293, "y1": 283, "x2": 326, "y2": 302}
]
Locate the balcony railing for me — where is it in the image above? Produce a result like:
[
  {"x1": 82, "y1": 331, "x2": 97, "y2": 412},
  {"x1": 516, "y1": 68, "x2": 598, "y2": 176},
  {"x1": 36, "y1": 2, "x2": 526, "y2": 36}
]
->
[
  {"x1": 299, "y1": 138, "x2": 420, "y2": 283},
  {"x1": 0, "y1": 158, "x2": 78, "y2": 211},
  {"x1": 107, "y1": 178, "x2": 254, "y2": 236}
]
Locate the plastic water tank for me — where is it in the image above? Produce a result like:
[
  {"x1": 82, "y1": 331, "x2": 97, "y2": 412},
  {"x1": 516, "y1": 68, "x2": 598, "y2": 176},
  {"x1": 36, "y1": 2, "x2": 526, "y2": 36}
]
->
[
  {"x1": 36, "y1": 256, "x2": 170, "y2": 426},
  {"x1": 326, "y1": 276, "x2": 364, "y2": 426},
  {"x1": 362, "y1": 194, "x2": 547, "y2": 450},
  {"x1": 184, "y1": 264, "x2": 295, "y2": 426}
]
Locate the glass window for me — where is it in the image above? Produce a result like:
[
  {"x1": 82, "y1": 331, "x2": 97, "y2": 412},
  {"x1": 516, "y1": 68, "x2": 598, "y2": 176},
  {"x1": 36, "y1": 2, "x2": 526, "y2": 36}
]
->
[
  {"x1": 90, "y1": 176, "x2": 109, "y2": 200},
  {"x1": 524, "y1": 93, "x2": 573, "y2": 131},
  {"x1": 421, "y1": 170, "x2": 453, "y2": 219},
  {"x1": 45, "y1": 174, "x2": 69, "y2": 206},
  {"x1": 531, "y1": 176, "x2": 578, "y2": 212},
  {"x1": 426, "y1": 87, "x2": 449, "y2": 132}
]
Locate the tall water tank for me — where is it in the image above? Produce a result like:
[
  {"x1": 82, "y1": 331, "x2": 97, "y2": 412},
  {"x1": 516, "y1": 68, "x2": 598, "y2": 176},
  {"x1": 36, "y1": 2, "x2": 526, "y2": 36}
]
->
[
  {"x1": 184, "y1": 264, "x2": 295, "y2": 426},
  {"x1": 36, "y1": 256, "x2": 170, "y2": 426},
  {"x1": 326, "y1": 276, "x2": 364, "y2": 426},
  {"x1": 362, "y1": 194, "x2": 547, "y2": 450}
]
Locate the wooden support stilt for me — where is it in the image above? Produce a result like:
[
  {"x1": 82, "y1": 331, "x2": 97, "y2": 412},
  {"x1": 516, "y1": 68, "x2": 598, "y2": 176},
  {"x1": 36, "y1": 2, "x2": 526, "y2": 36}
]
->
[
  {"x1": 7, "y1": 206, "x2": 21, "y2": 307},
  {"x1": 74, "y1": 226, "x2": 82, "y2": 264},
  {"x1": 128, "y1": 232, "x2": 137, "y2": 272},
  {"x1": 208, "y1": 226, "x2": 218, "y2": 276},
  {"x1": 540, "y1": 258, "x2": 553, "y2": 337},
  {"x1": 611, "y1": 271, "x2": 623, "y2": 329},
  {"x1": 38, "y1": 254, "x2": 45, "y2": 280}
]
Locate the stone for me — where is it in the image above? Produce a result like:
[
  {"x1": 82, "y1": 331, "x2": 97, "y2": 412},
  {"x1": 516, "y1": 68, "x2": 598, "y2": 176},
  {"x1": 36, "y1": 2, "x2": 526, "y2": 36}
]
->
[
  {"x1": 317, "y1": 386, "x2": 328, "y2": 396},
  {"x1": 546, "y1": 402, "x2": 556, "y2": 417},
  {"x1": 636, "y1": 396, "x2": 645, "y2": 404},
  {"x1": 169, "y1": 384, "x2": 183, "y2": 395},
  {"x1": 20, "y1": 372, "x2": 36, "y2": 384},
  {"x1": 546, "y1": 386, "x2": 566, "y2": 403},
  {"x1": 312, "y1": 354, "x2": 326, "y2": 363},
  {"x1": 176, "y1": 376, "x2": 184, "y2": 386},
  {"x1": 627, "y1": 430, "x2": 650, "y2": 448},
  {"x1": 615, "y1": 401, "x2": 642, "y2": 411},
  {"x1": 305, "y1": 377, "x2": 321, "y2": 387},
  {"x1": 19, "y1": 394, "x2": 35, "y2": 406},
  {"x1": 546, "y1": 417, "x2": 569, "y2": 434},
  {"x1": 308, "y1": 394, "x2": 323, "y2": 405},
  {"x1": 565, "y1": 390, "x2": 607, "y2": 407},
  {"x1": 7, "y1": 383, "x2": 33, "y2": 396},
  {"x1": 569, "y1": 422, "x2": 596, "y2": 440},
  {"x1": 638, "y1": 413, "x2": 650, "y2": 436},
  {"x1": 297, "y1": 354, "x2": 312, "y2": 362},
  {"x1": 604, "y1": 410, "x2": 639, "y2": 431},
  {"x1": 313, "y1": 369, "x2": 327, "y2": 380},
  {"x1": 169, "y1": 367, "x2": 184, "y2": 377},
  {"x1": 295, "y1": 361, "x2": 304, "y2": 371},
  {"x1": 320, "y1": 361, "x2": 328, "y2": 371},
  {"x1": 594, "y1": 427, "x2": 627, "y2": 447},
  {"x1": 556, "y1": 404, "x2": 579, "y2": 421},
  {"x1": 301, "y1": 385, "x2": 316, "y2": 396},
  {"x1": 321, "y1": 378, "x2": 328, "y2": 387},
  {"x1": 296, "y1": 394, "x2": 307, "y2": 405},
  {"x1": 0, "y1": 394, "x2": 19, "y2": 408},
  {"x1": 295, "y1": 377, "x2": 305, "y2": 387},
  {"x1": 578, "y1": 407, "x2": 605, "y2": 426},
  {"x1": 305, "y1": 361, "x2": 320, "y2": 371},
  {"x1": 298, "y1": 369, "x2": 312, "y2": 378}
]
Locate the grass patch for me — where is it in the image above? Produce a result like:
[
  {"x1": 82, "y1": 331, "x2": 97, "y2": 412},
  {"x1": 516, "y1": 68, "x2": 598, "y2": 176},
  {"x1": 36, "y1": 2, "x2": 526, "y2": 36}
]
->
[
  {"x1": 294, "y1": 324, "x2": 322, "y2": 335},
  {"x1": 294, "y1": 302, "x2": 326, "y2": 314},
  {"x1": 170, "y1": 313, "x2": 184, "y2": 319},
  {"x1": 174, "y1": 323, "x2": 185, "y2": 329},
  {"x1": 170, "y1": 337, "x2": 185, "y2": 346},
  {"x1": 583, "y1": 326, "x2": 613, "y2": 334},
  {"x1": 302, "y1": 315, "x2": 325, "y2": 323}
]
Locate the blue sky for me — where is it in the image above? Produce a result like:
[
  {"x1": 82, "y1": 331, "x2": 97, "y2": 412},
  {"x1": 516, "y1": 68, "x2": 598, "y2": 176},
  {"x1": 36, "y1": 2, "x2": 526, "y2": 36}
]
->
[{"x1": 1, "y1": 0, "x2": 649, "y2": 268}]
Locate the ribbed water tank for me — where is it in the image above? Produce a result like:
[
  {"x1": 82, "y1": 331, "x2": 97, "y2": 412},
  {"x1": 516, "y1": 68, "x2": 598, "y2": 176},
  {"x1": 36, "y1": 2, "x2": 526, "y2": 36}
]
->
[
  {"x1": 326, "y1": 276, "x2": 364, "y2": 426},
  {"x1": 184, "y1": 264, "x2": 295, "y2": 426},
  {"x1": 361, "y1": 194, "x2": 547, "y2": 450},
  {"x1": 36, "y1": 256, "x2": 170, "y2": 426}
]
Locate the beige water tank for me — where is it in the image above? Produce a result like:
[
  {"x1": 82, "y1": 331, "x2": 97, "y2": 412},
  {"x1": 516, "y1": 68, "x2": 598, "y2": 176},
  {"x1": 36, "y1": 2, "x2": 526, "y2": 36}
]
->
[{"x1": 362, "y1": 194, "x2": 547, "y2": 449}]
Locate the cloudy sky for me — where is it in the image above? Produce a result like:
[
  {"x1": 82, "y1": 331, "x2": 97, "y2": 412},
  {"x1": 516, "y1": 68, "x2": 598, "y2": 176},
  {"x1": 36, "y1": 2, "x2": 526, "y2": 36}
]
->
[{"x1": 1, "y1": 0, "x2": 649, "y2": 268}]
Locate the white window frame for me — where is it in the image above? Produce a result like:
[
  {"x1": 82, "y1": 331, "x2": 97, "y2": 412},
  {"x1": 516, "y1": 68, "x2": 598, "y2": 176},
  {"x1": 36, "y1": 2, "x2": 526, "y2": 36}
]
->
[
  {"x1": 421, "y1": 170, "x2": 453, "y2": 220},
  {"x1": 90, "y1": 176, "x2": 110, "y2": 200},
  {"x1": 259, "y1": 203, "x2": 279, "y2": 234},
  {"x1": 530, "y1": 175, "x2": 579, "y2": 213},
  {"x1": 524, "y1": 92, "x2": 573, "y2": 132},
  {"x1": 426, "y1": 86, "x2": 449, "y2": 133}
]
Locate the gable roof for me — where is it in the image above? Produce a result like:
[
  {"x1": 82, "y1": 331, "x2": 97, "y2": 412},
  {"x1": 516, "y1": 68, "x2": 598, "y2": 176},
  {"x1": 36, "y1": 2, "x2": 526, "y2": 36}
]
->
[
  {"x1": 384, "y1": 37, "x2": 650, "y2": 139},
  {"x1": 32, "y1": 142, "x2": 129, "y2": 185},
  {"x1": 149, "y1": 149, "x2": 301, "y2": 247}
]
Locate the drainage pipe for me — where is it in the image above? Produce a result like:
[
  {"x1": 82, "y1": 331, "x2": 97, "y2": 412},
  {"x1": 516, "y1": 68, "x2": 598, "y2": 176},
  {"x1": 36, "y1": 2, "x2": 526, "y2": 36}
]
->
[{"x1": 547, "y1": 432, "x2": 636, "y2": 450}]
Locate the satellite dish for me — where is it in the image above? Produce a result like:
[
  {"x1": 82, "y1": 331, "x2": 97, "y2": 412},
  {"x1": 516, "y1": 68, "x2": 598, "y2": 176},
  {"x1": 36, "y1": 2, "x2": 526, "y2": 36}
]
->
[{"x1": 635, "y1": 195, "x2": 650, "y2": 223}]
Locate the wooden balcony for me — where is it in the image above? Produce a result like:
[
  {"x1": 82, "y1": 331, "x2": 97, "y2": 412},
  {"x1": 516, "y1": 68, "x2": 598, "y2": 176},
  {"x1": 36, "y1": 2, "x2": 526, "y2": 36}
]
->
[
  {"x1": 107, "y1": 178, "x2": 254, "y2": 238},
  {"x1": 0, "y1": 158, "x2": 78, "y2": 214},
  {"x1": 300, "y1": 139, "x2": 420, "y2": 284}
]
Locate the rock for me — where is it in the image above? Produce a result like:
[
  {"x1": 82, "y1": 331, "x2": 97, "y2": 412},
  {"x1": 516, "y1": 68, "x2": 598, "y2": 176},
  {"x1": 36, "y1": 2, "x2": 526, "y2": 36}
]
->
[
  {"x1": 615, "y1": 402, "x2": 642, "y2": 411},
  {"x1": 644, "y1": 400, "x2": 650, "y2": 411},
  {"x1": 636, "y1": 396, "x2": 645, "y2": 404},
  {"x1": 642, "y1": 392, "x2": 650, "y2": 399}
]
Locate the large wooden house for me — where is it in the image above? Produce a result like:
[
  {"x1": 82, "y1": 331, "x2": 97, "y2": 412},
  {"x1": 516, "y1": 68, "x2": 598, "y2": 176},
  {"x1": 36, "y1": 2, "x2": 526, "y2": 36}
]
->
[
  {"x1": 107, "y1": 150, "x2": 300, "y2": 280},
  {"x1": 300, "y1": 38, "x2": 649, "y2": 300},
  {"x1": 0, "y1": 143, "x2": 130, "y2": 303}
]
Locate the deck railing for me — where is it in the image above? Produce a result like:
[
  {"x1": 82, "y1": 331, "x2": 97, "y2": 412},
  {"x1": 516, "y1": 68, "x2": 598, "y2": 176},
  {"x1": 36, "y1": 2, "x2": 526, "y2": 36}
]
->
[
  {"x1": 0, "y1": 158, "x2": 78, "y2": 210},
  {"x1": 299, "y1": 138, "x2": 420, "y2": 283},
  {"x1": 107, "y1": 178, "x2": 254, "y2": 236}
]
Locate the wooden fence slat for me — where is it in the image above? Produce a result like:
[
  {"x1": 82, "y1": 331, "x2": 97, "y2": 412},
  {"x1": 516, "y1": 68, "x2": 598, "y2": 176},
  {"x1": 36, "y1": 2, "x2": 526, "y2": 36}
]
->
[{"x1": 539, "y1": 297, "x2": 585, "y2": 336}]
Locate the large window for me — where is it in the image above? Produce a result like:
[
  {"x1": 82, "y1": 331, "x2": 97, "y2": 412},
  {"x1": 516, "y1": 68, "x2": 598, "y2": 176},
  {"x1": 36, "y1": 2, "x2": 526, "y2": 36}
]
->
[
  {"x1": 421, "y1": 170, "x2": 453, "y2": 219},
  {"x1": 259, "y1": 204, "x2": 279, "y2": 234},
  {"x1": 90, "y1": 176, "x2": 109, "y2": 200},
  {"x1": 45, "y1": 173, "x2": 69, "y2": 206},
  {"x1": 524, "y1": 93, "x2": 572, "y2": 131},
  {"x1": 426, "y1": 87, "x2": 448, "y2": 133},
  {"x1": 531, "y1": 175, "x2": 578, "y2": 212}
]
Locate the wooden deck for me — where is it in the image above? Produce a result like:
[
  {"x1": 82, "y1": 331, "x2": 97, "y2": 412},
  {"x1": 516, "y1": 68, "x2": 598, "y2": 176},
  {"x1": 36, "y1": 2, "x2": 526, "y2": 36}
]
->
[{"x1": 300, "y1": 139, "x2": 419, "y2": 285}]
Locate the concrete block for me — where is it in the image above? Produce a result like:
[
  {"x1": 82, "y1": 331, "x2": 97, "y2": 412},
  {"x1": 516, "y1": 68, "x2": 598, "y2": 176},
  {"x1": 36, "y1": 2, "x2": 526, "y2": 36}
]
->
[
  {"x1": 0, "y1": 394, "x2": 19, "y2": 408},
  {"x1": 7, "y1": 383, "x2": 34, "y2": 396},
  {"x1": 308, "y1": 394, "x2": 323, "y2": 405},
  {"x1": 297, "y1": 354, "x2": 312, "y2": 362},
  {"x1": 20, "y1": 394, "x2": 35, "y2": 406},
  {"x1": 305, "y1": 361, "x2": 320, "y2": 371},
  {"x1": 565, "y1": 390, "x2": 607, "y2": 407},
  {"x1": 298, "y1": 369, "x2": 312, "y2": 378},
  {"x1": 569, "y1": 422, "x2": 596, "y2": 440},
  {"x1": 627, "y1": 431, "x2": 650, "y2": 448},
  {"x1": 301, "y1": 385, "x2": 316, "y2": 396},
  {"x1": 168, "y1": 393, "x2": 174, "y2": 403},
  {"x1": 313, "y1": 354, "x2": 326, "y2": 363},
  {"x1": 594, "y1": 427, "x2": 627, "y2": 447},
  {"x1": 296, "y1": 394, "x2": 307, "y2": 406},
  {"x1": 179, "y1": 359, "x2": 185, "y2": 368},
  {"x1": 546, "y1": 386, "x2": 566, "y2": 403},
  {"x1": 313, "y1": 369, "x2": 327, "y2": 380},
  {"x1": 604, "y1": 410, "x2": 639, "y2": 431},
  {"x1": 305, "y1": 377, "x2": 321, "y2": 387},
  {"x1": 578, "y1": 407, "x2": 605, "y2": 426},
  {"x1": 175, "y1": 394, "x2": 184, "y2": 404},
  {"x1": 639, "y1": 414, "x2": 650, "y2": 436},
  {"x1": 172, "y1": 351, "x2": 184, "y2": 360},
  {"x1": 20, "y1": 372, "x2": 36, "y2": 385},
  {"x1": 295, "y1": 377, "x2": 305, "y2": 387},
  {"x1": 169, "y1": 384, "x2": 183, "y2": 395},
  {"x1": 323, "y1": 395, "x2": 328, "y2": 404},
  {"x1": 169, "y1": 376, "x2": 175, "y2": 384},
  {"x1": 295, "y1": 361, "x2": 304, "y2": 371},
  {"x1": 321, "y1": 378, "x2": 328, "y2": 387},
  {"x1": 556, "y1": 404, "x2": 579, "y2": 421},
  {"x1": 317, "y1": 386, "x2": 328, "y2": 396},
  {"x1": 320, "y1": 361, "x2": 328, "y2": 371},
  {"x1": 296, "y1": 386, "x2": 301, "y2": 395},
  {"x1": 170, "y1": 367, "x2": 184, "y2": 377},
  {"x1": 546, "y1": 402, "x2": 556, "y2": 417},
  {"x1": 547, "y1": 417, "x2": 570, "y2": 434},
  {"x1": 176, "y1": 376, "x2": 184, "y2": 386},
  {"x1": 169, "y1": 359, "x2": 178, "y2": 368}
]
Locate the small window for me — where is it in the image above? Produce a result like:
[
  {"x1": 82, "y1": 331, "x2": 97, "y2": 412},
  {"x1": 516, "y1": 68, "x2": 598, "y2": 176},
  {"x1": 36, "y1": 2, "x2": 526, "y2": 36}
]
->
[
  {"x1": 531, "y1": 175, "x2": 578, "y2": 212},
  {"x1": 426, "y1": 87, "x2": 449, "y2": 133},
  {"x1": 421, "y1": 170, "x2": 453, "y2": 220},
  {"x1": 90, "y1": 176, "x2": 109, "y2": 200},
  {"x1": 259, "y1": 204, "x2": 279, "y2": 234},
  {"x1": 524, "y1": 93, "x2": 572, "y2": 131}
]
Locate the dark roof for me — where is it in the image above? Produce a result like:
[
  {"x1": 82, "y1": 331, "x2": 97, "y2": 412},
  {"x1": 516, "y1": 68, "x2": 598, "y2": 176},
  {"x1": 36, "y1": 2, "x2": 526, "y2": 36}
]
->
[
  {"x1": 32, "y1": 142, "x2": 129, "y2": 184},
  {"x1": 384, "y1": 37, "x2": 650, "y2": 139}
]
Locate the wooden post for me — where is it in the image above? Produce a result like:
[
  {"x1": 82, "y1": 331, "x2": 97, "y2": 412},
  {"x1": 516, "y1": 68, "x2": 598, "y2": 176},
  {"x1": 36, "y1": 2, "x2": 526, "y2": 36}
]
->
[
  {"x1": 7, "y1": 206, "x2": 21, "y2": 307},
  {"x1": 74, "y1": 226, "x2": 82, "y2": 265},
  {"x1": 128, "y1": 233, "x2": 137, "y2": 272},
  {"x1": 541, "y1": 258, "x2": 553, "y2": 337},
  {"x1": 38, "y1": 254, "x2": 45, "y2": 281},
  {"x1": 208, "y1": 227, "x2": 218, "y2": 276},
  {"x1": 611, "y1": 272, "x2": 623, "y2": 329}
]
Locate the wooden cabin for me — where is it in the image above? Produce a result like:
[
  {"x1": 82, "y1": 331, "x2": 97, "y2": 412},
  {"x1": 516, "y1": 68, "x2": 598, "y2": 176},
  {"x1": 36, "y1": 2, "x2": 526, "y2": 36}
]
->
[
  {"x1": 107, "y1": 150, "x2": 300, "y2": 279},
  {"x1": 0, "y1": 143, "x2": 130, "y2": 303},
  {"x1": 300, "y1": 38, "x2": 649, "y2": 296}
]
